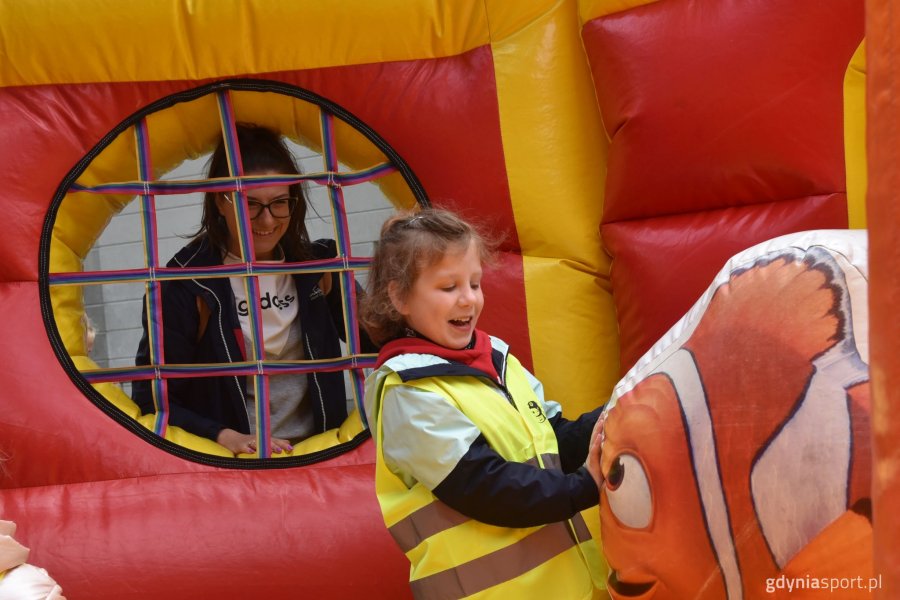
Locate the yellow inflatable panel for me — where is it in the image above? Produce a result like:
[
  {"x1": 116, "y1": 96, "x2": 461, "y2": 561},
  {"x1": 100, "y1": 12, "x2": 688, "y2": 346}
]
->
[
  {"x1": 844, "y1": 40, "x2": 867, "y2": 230},
  {"x1": 490, "y1": 0, "x2": 619, "y2": 413},
  {"x1": 578, "y1": 0, "x2": 660, "y2": 23},
  {"x1": 0, "y1": 0, "x2": 491, "y2": 86}
]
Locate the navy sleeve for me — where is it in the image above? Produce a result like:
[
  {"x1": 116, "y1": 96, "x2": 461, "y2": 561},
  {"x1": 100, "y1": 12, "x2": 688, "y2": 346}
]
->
[
  {"x1": 431, "y1": 434, "x2": 600, "y2": 528},
  {"x1": 551, "y1": 405, "x2": 605, "y2": 473},
  {"x1": 133, "y1": 282, "x2": 226, "y2": 441}
]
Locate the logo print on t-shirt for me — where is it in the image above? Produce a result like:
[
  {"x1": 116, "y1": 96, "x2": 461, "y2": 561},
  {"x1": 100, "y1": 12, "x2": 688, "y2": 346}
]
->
[{"x1": 237, "y1": 292, "x2": 296, "y2": 316}]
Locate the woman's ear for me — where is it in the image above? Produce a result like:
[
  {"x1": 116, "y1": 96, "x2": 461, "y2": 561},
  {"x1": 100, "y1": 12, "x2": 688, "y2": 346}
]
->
[
  {"x1": 214, "y1": 193, "x2": 229, "y2": 216},
  {"x1": 388, "y1": 281, "x2": 408, "y2": 316}
]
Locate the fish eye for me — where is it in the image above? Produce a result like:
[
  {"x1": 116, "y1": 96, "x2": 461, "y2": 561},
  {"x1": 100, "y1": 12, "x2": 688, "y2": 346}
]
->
[
  {"x1": 605, "y1": 453, "x2": 652, "y2": 529},
  {"x1": 607, "y1": 456, "x2": 625, "y2": 490}
]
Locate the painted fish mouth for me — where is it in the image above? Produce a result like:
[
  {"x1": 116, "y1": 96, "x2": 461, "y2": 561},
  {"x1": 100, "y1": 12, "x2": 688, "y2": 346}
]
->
[{"x1": 608, "y1": 570, "x2": 656, "y2": 598}]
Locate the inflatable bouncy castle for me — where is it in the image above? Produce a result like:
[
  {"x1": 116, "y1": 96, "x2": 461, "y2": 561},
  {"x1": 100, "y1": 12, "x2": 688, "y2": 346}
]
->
[{"x1": 0, "y1": 1, "x2": 897, "y2": 598}]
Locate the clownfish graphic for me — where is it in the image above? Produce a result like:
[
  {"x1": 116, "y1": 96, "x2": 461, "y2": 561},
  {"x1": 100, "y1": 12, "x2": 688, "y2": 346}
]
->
[{"x1": 599, "y1": 245, "x2": 872, "y2": 600}]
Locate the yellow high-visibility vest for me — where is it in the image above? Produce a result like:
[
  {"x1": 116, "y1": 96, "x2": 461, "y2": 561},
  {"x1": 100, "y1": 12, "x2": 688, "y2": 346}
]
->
[{"x1": 370, "y1": 348, "x2": 603, "y2": 599}]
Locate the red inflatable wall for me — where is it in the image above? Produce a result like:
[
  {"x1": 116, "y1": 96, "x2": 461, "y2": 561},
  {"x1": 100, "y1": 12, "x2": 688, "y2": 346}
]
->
[{"x1": 582, "y1": 0, "x2": 865, "y2": 371}]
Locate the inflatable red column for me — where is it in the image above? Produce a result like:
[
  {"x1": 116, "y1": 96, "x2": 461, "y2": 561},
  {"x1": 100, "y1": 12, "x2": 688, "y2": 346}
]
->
[{"x1": 867, "y1": 1, "x2": 900, "y2": 597}]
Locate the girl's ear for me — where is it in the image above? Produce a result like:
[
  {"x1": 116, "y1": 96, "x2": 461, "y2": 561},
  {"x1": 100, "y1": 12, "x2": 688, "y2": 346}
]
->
[{"x1": 388, "y1": 281, "x2": 408, "y2": 316}]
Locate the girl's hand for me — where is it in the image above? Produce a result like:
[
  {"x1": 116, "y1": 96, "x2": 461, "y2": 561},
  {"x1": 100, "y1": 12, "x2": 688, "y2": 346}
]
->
[
  {"x1": 216, "y1": 428, "x2": 294, "y2": 456},
  {"x1": 585, "y1": 412, "x2": 607, "y2": 489}
]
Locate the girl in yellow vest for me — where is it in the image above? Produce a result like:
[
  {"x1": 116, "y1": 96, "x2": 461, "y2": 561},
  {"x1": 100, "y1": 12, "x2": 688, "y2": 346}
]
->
[{"x1": 361, "y1": 209, "x2": 606, "y2": 599}]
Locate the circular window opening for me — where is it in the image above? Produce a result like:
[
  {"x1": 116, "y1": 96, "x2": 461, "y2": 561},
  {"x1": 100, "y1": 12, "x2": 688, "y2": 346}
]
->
[{"x1": 42, "y1": 80, "x2": 427, "y2": 466}]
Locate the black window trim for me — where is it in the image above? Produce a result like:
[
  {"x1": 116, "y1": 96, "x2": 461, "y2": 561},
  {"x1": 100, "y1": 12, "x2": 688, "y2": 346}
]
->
[{"x1": 39, "y1": 77, "x2": 429, "y2": 469}]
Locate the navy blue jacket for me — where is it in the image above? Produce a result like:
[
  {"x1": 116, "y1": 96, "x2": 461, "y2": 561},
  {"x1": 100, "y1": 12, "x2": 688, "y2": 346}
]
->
[{"x1": 134, "y1": 237, "x2": 371, "y2": 442}]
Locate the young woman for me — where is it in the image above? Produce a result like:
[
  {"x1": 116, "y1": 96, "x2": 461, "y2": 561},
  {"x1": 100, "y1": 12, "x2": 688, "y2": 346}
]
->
[
  {"x1": 134, "y1": 123, "x2": 370, "y2": 456},
  {"x1": 361, "y1": 208, "x2": 605, "y2": 599}
]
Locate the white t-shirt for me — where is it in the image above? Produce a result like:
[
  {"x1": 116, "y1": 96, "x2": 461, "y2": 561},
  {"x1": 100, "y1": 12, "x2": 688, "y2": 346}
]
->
[
  {"x1": 224, "y1": 253, "x2": 298, "y2": 356},
  {"x1": 224, "y1": 253, "x2": 313, "y2": 441}
]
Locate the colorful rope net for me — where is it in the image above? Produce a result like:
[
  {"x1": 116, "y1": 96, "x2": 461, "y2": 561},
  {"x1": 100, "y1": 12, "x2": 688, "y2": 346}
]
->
[{"x1": 51, "y1": 90, "x2": 397, "y2": 457}]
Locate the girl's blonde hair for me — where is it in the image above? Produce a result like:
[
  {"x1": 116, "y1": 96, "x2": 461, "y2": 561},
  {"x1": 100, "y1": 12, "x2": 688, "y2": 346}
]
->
[{"x1": 361, "y1": 208, "x2": 497, "y2": 345}]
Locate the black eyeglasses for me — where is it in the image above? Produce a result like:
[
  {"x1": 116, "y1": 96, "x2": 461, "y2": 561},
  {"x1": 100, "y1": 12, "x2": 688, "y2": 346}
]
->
[{"x1": 225, "y1": 193, "x2": 299, "y2": 219}]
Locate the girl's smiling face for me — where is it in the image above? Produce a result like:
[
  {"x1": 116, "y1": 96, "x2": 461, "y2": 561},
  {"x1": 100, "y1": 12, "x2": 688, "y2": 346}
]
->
[{"x1": 392, "y1": 240, "x2": 484, "y2": 349}]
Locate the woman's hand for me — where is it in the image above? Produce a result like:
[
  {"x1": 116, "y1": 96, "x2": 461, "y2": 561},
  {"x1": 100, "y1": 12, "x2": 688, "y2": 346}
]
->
[
  {"x1": 585, "y1": 411, "x2": 606, "y2": 489},
  {"x1": 216, "y1": 428, "x2": 294, "y2": 456}
]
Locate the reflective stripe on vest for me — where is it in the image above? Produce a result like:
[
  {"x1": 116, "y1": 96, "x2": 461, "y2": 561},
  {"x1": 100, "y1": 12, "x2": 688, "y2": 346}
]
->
[
  {"x1": 389, "y1": 494, "x2": 593, "y2": 555},
  {"x1": 409, "y1": 519, "x2": 586, "y2": 600}
]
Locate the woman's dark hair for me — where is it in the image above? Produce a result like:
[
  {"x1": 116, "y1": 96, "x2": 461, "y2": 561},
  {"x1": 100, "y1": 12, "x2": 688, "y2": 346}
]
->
[{"x1": 196, "y1": 123, "x2": 311, "y2": 260}]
